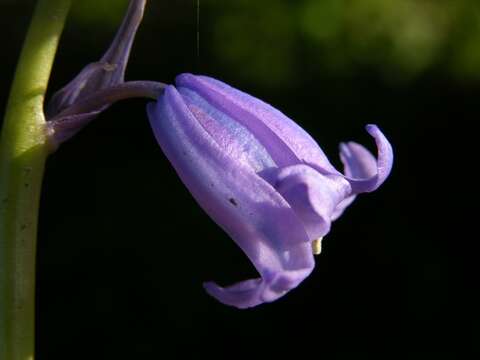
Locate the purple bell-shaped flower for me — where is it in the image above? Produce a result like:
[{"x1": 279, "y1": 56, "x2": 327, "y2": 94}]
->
[{"x1": 147, "y1": 73, "x2": 393, "y2": 308}]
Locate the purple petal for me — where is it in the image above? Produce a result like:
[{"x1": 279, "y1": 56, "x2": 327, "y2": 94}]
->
[
  {"x1": 340, "y1": 124, "x2": 394, "y2": 194},
  {"x1": 340, "y1": 141, "x2": 377, "y2": 179},
  {"x1": 176, "y1": 73, "x2": 339, "y2": 173},
  {"x1": 178, "y1": 86, "x2": 276, "y2": 173},
  {"x1": 147, "y1": 86, "x2": 314, "y2": 308},
  {"x1": 266, "y1": 164, "x2": 351, "y2": 241},
  {"x1": 204, "y1": 265, "x2": 313, "y2": 308}
]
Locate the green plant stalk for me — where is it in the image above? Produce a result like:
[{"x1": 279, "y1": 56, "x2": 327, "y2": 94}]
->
[{"x1": 0, "y1": 1, "x2": 71, "y2": 359}]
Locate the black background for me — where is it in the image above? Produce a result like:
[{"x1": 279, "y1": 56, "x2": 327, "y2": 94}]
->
[{"x1": 0, "y1": 0, "x2": 475, "y2": 358}]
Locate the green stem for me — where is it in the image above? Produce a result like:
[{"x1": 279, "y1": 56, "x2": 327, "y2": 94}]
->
[{"x1": 0, "y1": 1, "x2": 71, "y2": 359}]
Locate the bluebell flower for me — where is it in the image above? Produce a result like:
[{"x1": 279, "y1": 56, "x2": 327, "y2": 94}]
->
[{"x1": 148, "y1": 74, "x2": 394, "y2": 309}]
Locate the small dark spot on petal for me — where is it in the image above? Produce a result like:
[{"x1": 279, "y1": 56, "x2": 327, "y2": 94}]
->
[
  {"x1": 229, "y1": 198, "x2": 238, "y2": 206},
  {"x1": 20, "y1": 224, "x2": 27, "y2": 231}
]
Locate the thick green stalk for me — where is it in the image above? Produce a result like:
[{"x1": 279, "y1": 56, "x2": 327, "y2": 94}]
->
[{"x1": 0, "y1": 1, "x2": 71, "y2": 359}]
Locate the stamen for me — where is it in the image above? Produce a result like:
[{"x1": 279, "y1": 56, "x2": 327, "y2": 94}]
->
[{"x1": 312, "y1": 237, "x2": 323, "y2": 255}]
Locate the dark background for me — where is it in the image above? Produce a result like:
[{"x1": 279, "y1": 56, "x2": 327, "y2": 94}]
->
[{"x1": 0, "y1": 0, "x2": 476, "y2": 358}]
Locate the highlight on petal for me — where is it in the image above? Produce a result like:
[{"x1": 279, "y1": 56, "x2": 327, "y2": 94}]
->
[
  {"x1": 340, "y1": 141, "x2": 377, "y2": 179},
  {"x1": 177, "y1": 86, "x2": 276, "y2": 173},
  {"x1": 176, "y1": 73, "x2": 340, "y2": 174},
  {"x1": 147, "y1": 86, "x2": 314, "y2": 308},
  {"x1": 340, "y1": 124, "x2": 394, "y2": 194}
]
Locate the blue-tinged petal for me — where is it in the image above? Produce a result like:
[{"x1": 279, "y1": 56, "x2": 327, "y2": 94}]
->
[
  {"x1": 176, "y1": 73, "x2": 339, "y2": 173},
  {"x1": 330, "y1": 135, "x2": 376, "y2": 219},
  {"x1": 265, "y1": 164, "x2": 351, "y2": 241},
  {"x1": 339, "y1": 124, "x2": 394, "y2": 194},
  {"x1": 340, "y1": 141, "x2": 377, "y2": 179},
  {"x1": 147, "y1": 86, "x2": 314, "y2": 308},
  {"x1": 178, "y1": 86, "x2": 276, "y2": 173}
]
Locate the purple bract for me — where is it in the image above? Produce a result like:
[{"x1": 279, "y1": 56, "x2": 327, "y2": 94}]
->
[{"x1": 147, "y1": 73, "x2": 393, "y2": 309}]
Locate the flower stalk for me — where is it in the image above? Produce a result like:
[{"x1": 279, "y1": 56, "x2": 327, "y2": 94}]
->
[
  {"x1": 47, "y1": 80, "x2": 166, "y2": 147},
  {"x1": 0, "y1": 0, "x2": 72, "y2": 359}
]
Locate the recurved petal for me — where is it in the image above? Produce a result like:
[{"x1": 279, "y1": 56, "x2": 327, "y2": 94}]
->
[
  {"x1": 265, "y1": 164, "x2": 351, "y2": 241},
  {"x1": 147, "y1": 86, "x2": 314, "y2": 308},
  {"x1": 340, "y1": 141, "x2": 377, "y2": 179},
  {"x1": 176, "y1": 73, "x2": 339, "y2": 173},
  {"x1": 204, "y1": 259, "x2": 313, "y2": 308},
  {"x1": 340, "y1": 124, "x2": 393, "y2": 194}
]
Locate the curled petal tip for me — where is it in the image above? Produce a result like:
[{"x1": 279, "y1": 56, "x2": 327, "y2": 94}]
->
[
  {"x1": 341, "y1": 124, "x2": 393, "y2": 194},
  {"x1": 203, "y1": 280, "x2": 263, "y2": 309},
  {"x1": 203, "y1": 264, "x2": 314, "y2": 309}
]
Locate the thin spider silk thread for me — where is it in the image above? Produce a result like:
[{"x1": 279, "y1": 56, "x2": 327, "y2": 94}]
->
[{"x1": 196, "y1": 0, "x2": 200, "y2": 70}]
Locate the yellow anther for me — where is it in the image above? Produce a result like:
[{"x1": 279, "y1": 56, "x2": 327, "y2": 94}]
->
[{"x1": 312, "y1": 237, "x2": 323, "y2": 255}]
